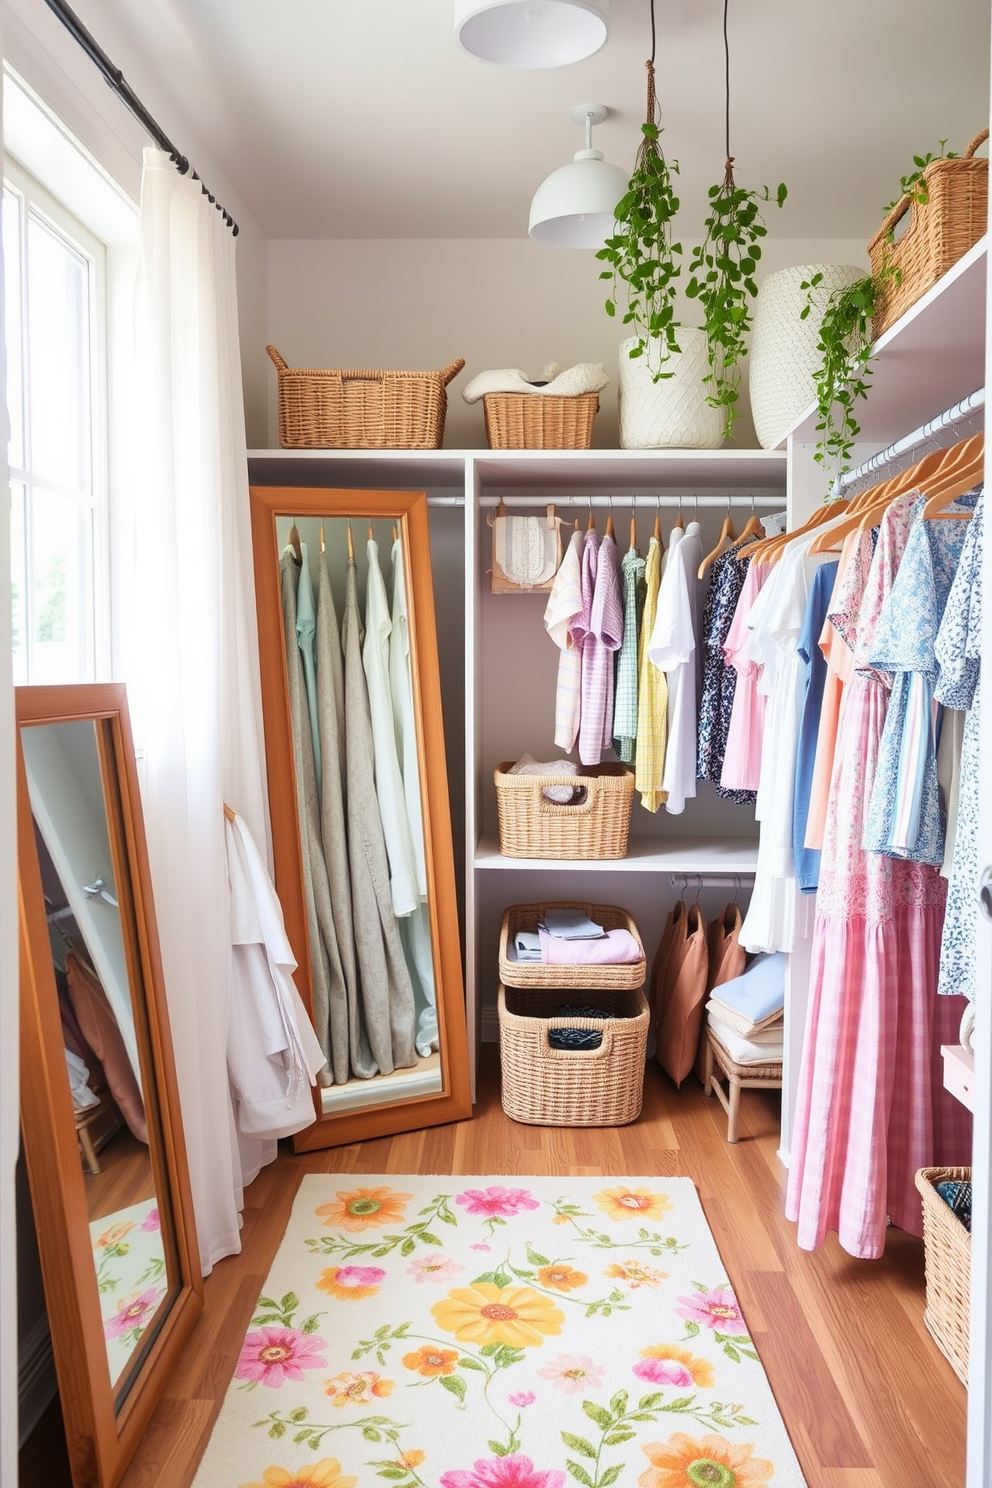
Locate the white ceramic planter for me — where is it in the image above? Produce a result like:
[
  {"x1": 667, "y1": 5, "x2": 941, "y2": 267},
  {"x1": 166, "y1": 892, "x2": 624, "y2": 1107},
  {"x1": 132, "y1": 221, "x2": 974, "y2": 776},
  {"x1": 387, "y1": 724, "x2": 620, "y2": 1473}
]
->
[
  {"x1": 748, "y1": 263, "x2": 866, "y2": 450},
  {"x1": 618, "y1": 330, "x2": 724, "y2": 450}
]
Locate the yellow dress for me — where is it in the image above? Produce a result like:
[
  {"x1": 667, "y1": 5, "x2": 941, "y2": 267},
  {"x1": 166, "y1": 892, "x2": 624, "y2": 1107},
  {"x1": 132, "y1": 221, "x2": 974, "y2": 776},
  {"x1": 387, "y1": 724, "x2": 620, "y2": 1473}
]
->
[{"x1": 634, "y1": 533, "x2": 668, "y2": 811}]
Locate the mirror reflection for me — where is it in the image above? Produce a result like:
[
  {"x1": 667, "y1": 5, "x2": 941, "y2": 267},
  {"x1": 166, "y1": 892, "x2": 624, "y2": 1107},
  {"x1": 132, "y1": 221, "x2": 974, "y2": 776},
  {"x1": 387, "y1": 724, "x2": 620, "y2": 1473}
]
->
[
  {"x1": 20, "y1": 717, "x2": 171, "y2": 1404},
  {"x1": 275, "y1": 514, "x2": 443, "y2": 1117}
]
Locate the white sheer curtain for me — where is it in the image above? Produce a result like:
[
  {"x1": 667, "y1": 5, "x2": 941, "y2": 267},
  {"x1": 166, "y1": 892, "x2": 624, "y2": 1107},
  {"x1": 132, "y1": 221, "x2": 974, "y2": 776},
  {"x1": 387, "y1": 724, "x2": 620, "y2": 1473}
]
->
[{"x1": 125, "y1": 148, "x2": 272, "y2": 1273}]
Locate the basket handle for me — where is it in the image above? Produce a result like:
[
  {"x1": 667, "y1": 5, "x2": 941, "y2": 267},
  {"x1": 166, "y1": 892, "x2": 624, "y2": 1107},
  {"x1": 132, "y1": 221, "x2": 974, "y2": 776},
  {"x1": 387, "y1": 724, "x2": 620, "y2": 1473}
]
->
[
  {"x1": 536, "y1": 789, "x2": 594, "y2": 816},
  {"x1": 875, "y1": 131, "x2": 991, "y2": 243},
  {"x1": 266, "y1": 344, "x2": 289, "y2": 372},
  {"x1": 964, "y1": 129, "x2": 989, "y2": 158},
  {"x1": 542, "y1": 1019, "x2": 615, "y2": 1060},
  {"x1": 439, "y1": 358, "x2": 467, "y2": 386}
]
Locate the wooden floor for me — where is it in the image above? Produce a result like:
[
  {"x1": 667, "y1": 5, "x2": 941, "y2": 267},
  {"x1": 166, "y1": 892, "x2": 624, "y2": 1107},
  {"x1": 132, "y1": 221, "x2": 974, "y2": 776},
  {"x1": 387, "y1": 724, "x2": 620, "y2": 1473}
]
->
[{"x1": 22, "y1": 1048, "x2": 967, "y2": 1488}]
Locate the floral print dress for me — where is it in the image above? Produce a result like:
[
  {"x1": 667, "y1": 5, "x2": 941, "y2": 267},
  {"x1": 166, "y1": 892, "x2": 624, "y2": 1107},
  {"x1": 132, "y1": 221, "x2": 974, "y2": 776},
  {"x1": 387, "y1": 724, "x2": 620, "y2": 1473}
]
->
[{"x1": 696, "y1": 545, "x2": 757, "y2": 805}]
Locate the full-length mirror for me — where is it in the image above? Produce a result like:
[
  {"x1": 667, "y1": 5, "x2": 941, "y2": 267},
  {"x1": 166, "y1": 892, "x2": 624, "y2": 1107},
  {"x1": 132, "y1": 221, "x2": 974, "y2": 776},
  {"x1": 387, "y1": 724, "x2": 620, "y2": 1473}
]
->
[
  {"x1": 249, "y1": 486, "x2": 472, "y2": 1148},
  {"x1": 16, "y1": 684, "x2": 202, "y2": 1488}
]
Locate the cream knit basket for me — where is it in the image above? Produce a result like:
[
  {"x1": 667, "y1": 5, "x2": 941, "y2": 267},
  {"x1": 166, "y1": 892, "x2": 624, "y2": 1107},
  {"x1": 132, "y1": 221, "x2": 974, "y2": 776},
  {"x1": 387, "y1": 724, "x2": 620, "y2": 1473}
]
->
[{"x1": 618, "y1": 330, "x2": 724, "y2": 450}]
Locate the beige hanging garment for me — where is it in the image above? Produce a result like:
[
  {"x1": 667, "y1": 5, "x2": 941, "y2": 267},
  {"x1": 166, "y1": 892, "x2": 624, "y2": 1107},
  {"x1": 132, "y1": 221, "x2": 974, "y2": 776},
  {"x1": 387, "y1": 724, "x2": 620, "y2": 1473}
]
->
[{"x1": 489, "y1": 501, "x2": 562, "y2": 593}]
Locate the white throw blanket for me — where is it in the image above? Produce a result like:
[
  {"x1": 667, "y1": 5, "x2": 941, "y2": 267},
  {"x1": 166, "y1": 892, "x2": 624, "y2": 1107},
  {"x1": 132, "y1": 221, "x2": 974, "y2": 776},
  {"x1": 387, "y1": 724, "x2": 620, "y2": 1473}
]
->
[{"x1": 463, "y1": 360, "x2": 609, "y2": 404}]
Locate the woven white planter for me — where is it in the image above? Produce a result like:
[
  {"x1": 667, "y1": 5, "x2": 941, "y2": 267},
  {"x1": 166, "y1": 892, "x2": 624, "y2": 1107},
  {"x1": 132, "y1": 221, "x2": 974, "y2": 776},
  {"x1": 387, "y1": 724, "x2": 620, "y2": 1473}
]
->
[
  {"x1": 749, "y1": 263, "x2": 866, "y2": 449},
  {"x1": 618, "y1": 330, "x2": 724, "y2": 450}
]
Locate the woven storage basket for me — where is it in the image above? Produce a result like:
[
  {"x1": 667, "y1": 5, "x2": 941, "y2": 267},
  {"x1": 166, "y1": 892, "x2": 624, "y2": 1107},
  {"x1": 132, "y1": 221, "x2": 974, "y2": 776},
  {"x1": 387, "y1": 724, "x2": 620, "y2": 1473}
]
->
[
  {"x1": 498, "y1": 983, "x2": 649, "y2": 1127},
  {"x1": 267, "y1": 345, "x2": 465, "y2": 450},
  {"x1": 915, "y1": 1165, "x2": 971, "y2": 1384},
  {"x1": 483, "y1": 392, "x2": 599, "y2": 449},
  {"x1": 494, "y1": 761, "x2": 634, "y2": 860},
  {"x1": 868, "y1": 131, "x2": 988, "y2": 341},
  {"x1": 499, "y1": 902, "x2": 646, "y2": 990}
]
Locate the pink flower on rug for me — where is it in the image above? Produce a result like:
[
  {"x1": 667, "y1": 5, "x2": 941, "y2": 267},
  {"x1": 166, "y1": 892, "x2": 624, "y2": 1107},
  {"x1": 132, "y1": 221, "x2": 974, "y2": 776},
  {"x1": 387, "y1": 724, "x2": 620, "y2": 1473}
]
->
[
  {"x1": 676, "y1": 1287, "x2": 748, "y2": 1335},
  {"x1": 236, "y1": 1325, "x2": 329, "y2": 1387},
  {"x1": 104, "y1": 1287, "x2": 162, "y2": 1340},
  {"x1": 633, "y1": 1345, "x2": 714, "y2": 1390},
  {"x1": 440, "y1": 1454, "x2": 566, "y2": 1488},
  {"x1": 508, "y1": 1391, "x2": 536, "y2": 1408},
  {"x1": 471, "y1": 1244, "x2": 492, "y2": 1253},
  {"x1": 317, "y1": 1265, "x2": 387, "y2": 1300},
  {"x1": 140, "y1": 1207, "x2": 161, "y2": 1232},
  {"x1": 407, "y1": 1252, "x2": 464, "y2": 1284},
  {"x1": 535, "y1": 1354, "x2": 604, "y2": 1395},
  {"x1": 456, "y1": 1186, "x2": 540, "y2": 1218}
]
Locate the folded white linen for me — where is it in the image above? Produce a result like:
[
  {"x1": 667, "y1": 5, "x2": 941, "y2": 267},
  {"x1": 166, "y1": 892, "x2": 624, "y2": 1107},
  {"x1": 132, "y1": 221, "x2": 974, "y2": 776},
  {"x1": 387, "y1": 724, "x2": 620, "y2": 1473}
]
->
[
  {"x1": 509, "y1": 753, "x2": 582, "y2": 804},
  {"x1": 709, "y1": 1015, "x2": 784, "y2": 1066},
  {"x1": 514, "y1": 930, "x2": 543, "y2": 960},
  {"x1": 705, "y1": 998, "x2": 784, "y2": 1040},
  {"x1": 463, "y1": 361, "x2": 609, "y2": 404}
]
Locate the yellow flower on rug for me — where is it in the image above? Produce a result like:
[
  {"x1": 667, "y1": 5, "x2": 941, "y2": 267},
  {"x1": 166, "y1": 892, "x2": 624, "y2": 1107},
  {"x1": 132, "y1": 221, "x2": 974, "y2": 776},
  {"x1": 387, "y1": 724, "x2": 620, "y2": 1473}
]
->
[
  {"x1": 315, "y1": 1187, "x2": 413, "y2": 1231},
  {"x1": 594, "y1": 1186, "x2": 674, "y2": 1223},
  {"x1": 605, "y1": 1260, "x2": 668, "y2": 1289},
  {"x1": 316, "y1": 1265, "x2": 386, "y2": 1300},
  {"x1": 638, "y1": 1432, "x2": 774, "y2": 1487},
  {"x1": 536, "y1": 1264, "x2": 587, "y2": 1292},
  {"x1": 432, "y1": 1282, "x2": 565, "y2": 1347},
  {"x1": 240, "y1": 1458, "x2": 358, "y2": 1488},
  {"x1": 635, "y1": 1344, "x2": 715, "y2": 1389},
  {"x1": 323, "y1": 1370, "x2": 394, "y2": 1406},
  {"x1": 402, "y1": 1344, "x2": 460, "y2": 1377}
]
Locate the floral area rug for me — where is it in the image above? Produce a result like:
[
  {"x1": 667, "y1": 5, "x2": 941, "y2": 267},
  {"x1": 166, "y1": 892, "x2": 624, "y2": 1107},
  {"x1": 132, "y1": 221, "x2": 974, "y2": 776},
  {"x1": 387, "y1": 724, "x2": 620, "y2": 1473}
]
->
[
  {"x1": 88, "y1": 1195, "x2": 167, "y2": 1387},
  {"x1": 192, "y1": 1174, "x2": 806, "y2": 1488}
]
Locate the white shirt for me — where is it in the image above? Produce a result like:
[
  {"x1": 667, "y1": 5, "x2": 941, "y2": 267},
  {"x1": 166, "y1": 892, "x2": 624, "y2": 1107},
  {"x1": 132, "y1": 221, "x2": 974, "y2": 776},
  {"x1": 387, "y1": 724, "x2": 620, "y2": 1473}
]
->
[{"x1": 648, "y1": 521, "x2": 705, "y2": 815}]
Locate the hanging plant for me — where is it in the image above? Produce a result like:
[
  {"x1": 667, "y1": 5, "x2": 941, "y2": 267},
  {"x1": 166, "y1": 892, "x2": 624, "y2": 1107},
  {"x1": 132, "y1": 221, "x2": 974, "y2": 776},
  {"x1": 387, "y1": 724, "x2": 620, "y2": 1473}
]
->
[
  {"x1": 685, "y1": 0, "x2": 786, "y2": 440},
  {"x1": 597, "y1": 22, "x2": 683, "y2": 377}
]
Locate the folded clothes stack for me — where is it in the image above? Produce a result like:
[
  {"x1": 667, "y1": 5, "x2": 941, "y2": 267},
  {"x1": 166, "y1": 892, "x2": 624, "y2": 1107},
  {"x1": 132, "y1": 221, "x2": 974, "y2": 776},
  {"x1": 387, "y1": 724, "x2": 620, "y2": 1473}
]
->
[
  {"x1": 705, "y1": 952, "x2": 786, "y2": 1066},
  {"x1": 512, "y1": 907, "x2": 642, "y2": 966},
  {"x1": 508, "y1": 752, "x2": 584, "y2": 804}
]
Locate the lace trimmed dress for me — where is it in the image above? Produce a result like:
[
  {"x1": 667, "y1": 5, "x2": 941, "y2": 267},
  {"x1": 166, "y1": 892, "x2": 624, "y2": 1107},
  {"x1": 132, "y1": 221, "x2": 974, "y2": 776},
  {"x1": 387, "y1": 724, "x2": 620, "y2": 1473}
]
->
[
  {"x1": 785, "y1": 495, "x2": 970, "y2": 1259},
  {"x1": 934, "y1": 491, "x2": 984, "y2": 1000}
]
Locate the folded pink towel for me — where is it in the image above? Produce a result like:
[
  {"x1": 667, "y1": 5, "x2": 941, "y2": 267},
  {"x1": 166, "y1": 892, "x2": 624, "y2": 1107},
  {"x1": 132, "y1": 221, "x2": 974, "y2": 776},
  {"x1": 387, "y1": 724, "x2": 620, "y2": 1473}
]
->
[{"x1": 538, "y1": 927, "x2": 642, "y2": 965}]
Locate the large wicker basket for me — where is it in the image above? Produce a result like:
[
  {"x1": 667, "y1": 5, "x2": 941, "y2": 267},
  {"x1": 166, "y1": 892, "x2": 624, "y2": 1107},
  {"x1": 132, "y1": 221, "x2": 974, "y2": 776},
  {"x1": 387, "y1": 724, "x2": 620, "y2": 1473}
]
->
[
  {"x1": 499, "y1": 902, "x2": 646, "y2": 990},
  {"x1": 267, "y1": 345, "x2": 465, "y2": 450},
  {"x1": 868, "y1": 131, "x2": 988, "y2": 340},
  {"x1": 483, "y1": 392, "x2": 599, "y2": 449},
  {"x1": 498, "y1": 983, "x2": 649, "y2": 1126},
  {"x1": 494, "y1": 761, "x2": 634, "y2": 860},
  {"x1": 915, "y1": 1165, "x2": 971, "y2": 1384}
]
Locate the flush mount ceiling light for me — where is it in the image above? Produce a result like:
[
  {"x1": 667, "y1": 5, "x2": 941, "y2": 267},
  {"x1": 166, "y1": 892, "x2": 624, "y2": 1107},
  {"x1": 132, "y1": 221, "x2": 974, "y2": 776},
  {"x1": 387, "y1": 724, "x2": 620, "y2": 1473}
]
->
[
  {"x1": 454, "y1": 0, "x2": 609, "y2": 68},
  {"x1": 528, "y1": 103, "x2": 628, "y2": 249}
]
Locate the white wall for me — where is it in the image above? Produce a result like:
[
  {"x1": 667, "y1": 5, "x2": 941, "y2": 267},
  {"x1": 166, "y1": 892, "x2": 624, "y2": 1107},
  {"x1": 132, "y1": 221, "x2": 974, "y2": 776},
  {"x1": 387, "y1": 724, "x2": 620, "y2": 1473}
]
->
[{"x1": 267, "y1": 236, "x2": 869, "y2": 451}]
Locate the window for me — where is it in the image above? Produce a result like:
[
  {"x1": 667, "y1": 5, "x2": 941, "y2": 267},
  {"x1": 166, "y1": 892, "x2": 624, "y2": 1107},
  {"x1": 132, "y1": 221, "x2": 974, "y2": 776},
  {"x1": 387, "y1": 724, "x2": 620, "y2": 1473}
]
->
[{"x1": 3, "y1": 158, "x2": 108, "y2": 685}]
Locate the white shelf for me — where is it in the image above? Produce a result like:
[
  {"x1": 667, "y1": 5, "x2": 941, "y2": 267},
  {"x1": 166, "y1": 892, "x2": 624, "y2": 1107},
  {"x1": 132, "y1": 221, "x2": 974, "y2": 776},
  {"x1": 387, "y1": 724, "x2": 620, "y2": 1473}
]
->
[
  {"x1": 248, "y1": 449, "x2": 467, "y2": 489},
  {"x1": 474, "y1": 832, "x2": 759, "y2": 874},
  {"x1": 782, "y1": 235, "x2": 987, "y2": 447}
]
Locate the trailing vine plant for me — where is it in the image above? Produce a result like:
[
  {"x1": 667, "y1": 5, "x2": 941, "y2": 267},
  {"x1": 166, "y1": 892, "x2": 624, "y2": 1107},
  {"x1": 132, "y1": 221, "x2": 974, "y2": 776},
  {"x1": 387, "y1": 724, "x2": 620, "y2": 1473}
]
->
[
  {"x1": 883, "y1": 139, "x2": 959, "y2": 212},
  {"x1": 685, "y1": 0, "x2": 786, "y2": 440},
  {"x1": 597, "y1": 0, "x2": 682, "y2": 377}
]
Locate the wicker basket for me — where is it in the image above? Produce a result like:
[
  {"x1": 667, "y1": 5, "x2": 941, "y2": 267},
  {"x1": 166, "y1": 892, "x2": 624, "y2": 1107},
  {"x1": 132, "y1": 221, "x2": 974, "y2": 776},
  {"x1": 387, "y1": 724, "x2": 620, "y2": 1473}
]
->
[
  {"x1": 868, "y1": 131, "x2": 988, "y2": 341},
  {"x1": 915, "y1": 1165, "x2": 971, "y2": 1384},
  {"x1": 267, "y1": 345, "x2": 465, "y2": 450},
  {"x1": 499, "y1": 902, "x2": 646, "y2": 990},
  {"x1": 498, "y1": 983, "x2": 649, "y2": 1126},
  {"x1": 483, "y1": 392, "x2": 599, "y2": 449},
  {"x1": 494, "y1": 761, "x2": 634, "y2": 860}
]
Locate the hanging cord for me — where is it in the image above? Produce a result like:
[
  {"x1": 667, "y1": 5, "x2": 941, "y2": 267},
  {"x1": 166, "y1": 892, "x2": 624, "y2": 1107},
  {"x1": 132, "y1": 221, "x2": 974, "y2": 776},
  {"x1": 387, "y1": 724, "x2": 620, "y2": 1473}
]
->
[
  {"x1": 722, "y1": 0, "x2": 735, "y2": 189},
  {"x1": 42, "y1": 0, "x2": 239, "y2": 235}
]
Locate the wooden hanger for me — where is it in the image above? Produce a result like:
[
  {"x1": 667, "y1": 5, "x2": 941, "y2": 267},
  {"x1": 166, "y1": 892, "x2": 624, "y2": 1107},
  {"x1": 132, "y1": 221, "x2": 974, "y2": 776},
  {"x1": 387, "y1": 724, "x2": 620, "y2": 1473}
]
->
[
  {"x1": 605, "y1": 504, "x2": 615, "y2": 539},
  {"x1": 921, "y1": 432, "x2": 984, "y2": 518},
  {"x1": 629, "y1": 513, "x2": 637, "y2": 551},
  {"x1": 749, "y1": 499, "x2": 844, "y2": 567},
  {"x1": 223, "y1": 802, "x2": 236, "y2": 822},
  {"x1": 697, "y1": 506, "x2": 737, "y2": 580},
  {"x1": 729, "y1": 510, "x2": 765, "y2": 548},
  {"x1": 673, "y1": 496, "x2": 684, "y2": 531},
  {"x1": 347, "y1": 521, "x2": 354, "y2": 561},
  {"x1": 808, "y1": 442, "x2": 957, "y2": 554},
  {"x1": 587, "y1": 504, "x2": 596, "y2": 532},
  {"x1": 653, "y1": 504, "x2": 661, "y2": 542},
  {"x1": 288, "y1": 519, "x2": 302, "y2": 564}
]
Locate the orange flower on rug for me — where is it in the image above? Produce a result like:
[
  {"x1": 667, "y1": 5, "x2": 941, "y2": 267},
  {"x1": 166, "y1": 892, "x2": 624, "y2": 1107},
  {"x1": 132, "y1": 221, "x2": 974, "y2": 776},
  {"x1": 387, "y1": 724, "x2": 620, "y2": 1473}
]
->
[{"x1": 191, "y1": 1175, "x2": 807, "y2": 1488}]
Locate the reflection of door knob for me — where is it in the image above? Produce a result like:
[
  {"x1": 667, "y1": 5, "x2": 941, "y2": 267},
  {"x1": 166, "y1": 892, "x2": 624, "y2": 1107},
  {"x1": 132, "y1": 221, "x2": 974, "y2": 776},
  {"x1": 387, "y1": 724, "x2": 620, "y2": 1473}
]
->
[
  {"x1": 981, "y1": 866, "x2": 992, "y2": 923},
  {"x1": 83, "y1": 877, "x2": 119, "y2": 909}
]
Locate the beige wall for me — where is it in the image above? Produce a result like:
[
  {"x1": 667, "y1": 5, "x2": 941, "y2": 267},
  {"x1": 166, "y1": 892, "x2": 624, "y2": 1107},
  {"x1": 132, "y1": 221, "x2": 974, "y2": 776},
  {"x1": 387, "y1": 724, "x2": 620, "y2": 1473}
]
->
[{"x1": 266, "y1": 236, "x2": 869, "y2": 450}]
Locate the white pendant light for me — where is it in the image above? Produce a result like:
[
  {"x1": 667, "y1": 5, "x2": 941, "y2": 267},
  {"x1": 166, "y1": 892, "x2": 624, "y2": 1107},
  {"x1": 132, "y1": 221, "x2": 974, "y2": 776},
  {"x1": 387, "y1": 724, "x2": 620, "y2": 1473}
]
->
[
  {"x1": 454, "y1": 0, "x2": 609, "y2": 69},
  {"x1": 528, "y1": 104, "x2": 628, "y2": 249}
]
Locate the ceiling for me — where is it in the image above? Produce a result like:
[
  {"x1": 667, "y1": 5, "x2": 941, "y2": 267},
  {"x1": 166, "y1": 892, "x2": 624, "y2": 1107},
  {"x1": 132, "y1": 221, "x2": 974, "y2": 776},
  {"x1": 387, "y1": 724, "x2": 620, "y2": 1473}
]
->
[{"x1": 63, "y1": 0, "x2": 992, "y2": 241}]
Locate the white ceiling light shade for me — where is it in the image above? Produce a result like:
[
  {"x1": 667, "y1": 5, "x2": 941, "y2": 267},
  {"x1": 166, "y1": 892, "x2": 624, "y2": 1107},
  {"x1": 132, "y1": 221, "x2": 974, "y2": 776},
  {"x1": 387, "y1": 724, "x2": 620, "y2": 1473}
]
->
[
  {"x1": 454, "y1": 0, "x2": 609, "y2": 69},
  {"x1": 528, "y1": 103, "x2": 628, "y2": 249}
]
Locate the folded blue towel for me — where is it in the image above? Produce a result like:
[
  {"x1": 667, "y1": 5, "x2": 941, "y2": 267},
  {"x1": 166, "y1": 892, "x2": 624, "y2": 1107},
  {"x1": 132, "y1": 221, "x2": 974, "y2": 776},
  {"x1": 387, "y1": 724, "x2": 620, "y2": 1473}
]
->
[{"x1": 709, "y1": 952, "x2": 786, "y2": 1023}]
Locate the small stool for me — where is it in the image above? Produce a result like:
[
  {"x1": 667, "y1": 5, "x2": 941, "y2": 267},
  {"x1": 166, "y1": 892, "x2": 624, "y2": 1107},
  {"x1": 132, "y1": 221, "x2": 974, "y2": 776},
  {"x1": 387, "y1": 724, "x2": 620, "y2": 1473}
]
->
[
  {"x1": 75, "y1": 1094, "x2": 121, "y2": 1174},
  {"x1": 704, "y1": 1027, "x2": 782, "y2": 1144}
]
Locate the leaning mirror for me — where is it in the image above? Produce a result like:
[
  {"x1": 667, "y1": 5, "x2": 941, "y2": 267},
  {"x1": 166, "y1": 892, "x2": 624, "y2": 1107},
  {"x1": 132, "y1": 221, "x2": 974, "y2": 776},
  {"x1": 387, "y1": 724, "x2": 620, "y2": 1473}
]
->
[
  {"x1": 16, "y1": 683, "x2": 202, "y2": 1488},
  {"x1": 249, "y1": 485, "x2": 471, "y2": 1148}
]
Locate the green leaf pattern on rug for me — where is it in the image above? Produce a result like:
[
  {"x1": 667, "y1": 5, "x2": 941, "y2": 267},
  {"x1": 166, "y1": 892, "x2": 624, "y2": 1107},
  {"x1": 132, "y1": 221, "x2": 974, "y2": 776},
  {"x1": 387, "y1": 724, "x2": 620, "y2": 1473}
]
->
[{"x1": 195, "y1": 1177, "x2": 807, "y2": 1488}]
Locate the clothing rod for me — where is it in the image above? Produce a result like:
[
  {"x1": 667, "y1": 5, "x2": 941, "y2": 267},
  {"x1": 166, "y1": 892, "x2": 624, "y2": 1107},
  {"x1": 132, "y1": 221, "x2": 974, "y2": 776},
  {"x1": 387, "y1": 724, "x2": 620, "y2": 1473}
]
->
[
  {"x1": 426, "y1": 495, "x2": 786, "y2": 509},
  {"x1": 835, "y1": 387, "x2": 985, "y2": 493},
  {"x1": 667, "y1": 874, "x2": 755, "y2": 889},
  {"x1": 42, "y1": 0, "x2": 239, "y2": 236}
]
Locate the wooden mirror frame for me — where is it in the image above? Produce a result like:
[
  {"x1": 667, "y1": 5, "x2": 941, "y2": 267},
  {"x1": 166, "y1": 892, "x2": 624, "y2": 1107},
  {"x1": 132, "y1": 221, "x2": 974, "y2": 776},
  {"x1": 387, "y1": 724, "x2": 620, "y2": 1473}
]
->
[
  {"x1": 249, "y1": 485, "x2": 472, "y2": 1149},
  {"x1": 16, "y1": 684, "x2": 202, "y2": 1488}
]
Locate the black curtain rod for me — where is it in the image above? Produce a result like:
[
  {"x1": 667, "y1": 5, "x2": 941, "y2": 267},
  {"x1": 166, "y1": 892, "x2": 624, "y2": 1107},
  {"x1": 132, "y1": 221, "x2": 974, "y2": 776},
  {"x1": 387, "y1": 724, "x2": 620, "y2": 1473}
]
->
[{"x1": 43, "y1": 0, "x2": 239, "y2": 235}]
